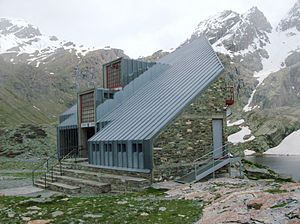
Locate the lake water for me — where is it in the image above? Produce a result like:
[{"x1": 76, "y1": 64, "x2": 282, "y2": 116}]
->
[{"x1": 246, "y1": 155, "x2": 300, "y2": 181}]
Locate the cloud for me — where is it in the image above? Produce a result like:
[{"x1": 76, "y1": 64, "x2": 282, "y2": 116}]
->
[{"x1": 0, "y1": 0, "x2": 296, "y2": 58}]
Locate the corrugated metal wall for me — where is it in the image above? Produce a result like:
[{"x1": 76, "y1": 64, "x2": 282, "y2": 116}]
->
[{"x1": 88, "y1": 140, "x2": 152, "y2": 170}]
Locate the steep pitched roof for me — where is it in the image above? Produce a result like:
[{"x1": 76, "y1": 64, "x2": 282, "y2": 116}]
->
[{"x1": 90, "y1": 36, "x2": 224, "y2": 142}]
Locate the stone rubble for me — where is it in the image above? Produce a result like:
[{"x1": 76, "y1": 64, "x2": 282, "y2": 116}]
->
[{"x1": 164, "y1": 178, "x2": 300, "y2": 224}]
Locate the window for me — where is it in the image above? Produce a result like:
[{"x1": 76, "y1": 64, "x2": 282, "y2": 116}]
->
[{"x1": 106, "y1": 61, "x2": 122, "y2": 89}]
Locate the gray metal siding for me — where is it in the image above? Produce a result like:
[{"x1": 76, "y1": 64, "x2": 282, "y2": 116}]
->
[
  {"x1": 212, "y1": 119, "x2": 224, "y2": 158},
  {"x1": 90, "y1": 36, "x2": 223, "y2": 142}
]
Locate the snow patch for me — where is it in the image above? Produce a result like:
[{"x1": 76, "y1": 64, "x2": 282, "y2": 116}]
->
[
  {"x1": 264, "y1": 129, "x2": 300, "y2": 155},
  {"x1": 243, "y1": 27, "x2": 300, "y2": 112},
  {"x1": 244, "y1": 149, "x2": 256, "y2": 156},
  {"x1": 227, "y1": 119, "x2": 245, "y2": 127},
  {"x1": 33, "y1": 105, "x2": 40, "y2": 111},
  {"x1": 243, "y1": 89, "x2": 257, "y2": 112},
  {"x1": 228, "y1": 126, "x2": 255, "y2": 145}
]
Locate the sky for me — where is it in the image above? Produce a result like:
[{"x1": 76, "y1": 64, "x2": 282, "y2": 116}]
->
[{"x1": 0, "y1": 0, "x2": 297, "y2": 58}]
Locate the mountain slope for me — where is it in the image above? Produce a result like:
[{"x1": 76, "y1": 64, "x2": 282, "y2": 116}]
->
[
  {"x1": 184, "y1": 2, "x2": 300, "y2": 152},
  {"x1": 0, "y1": 18, "x2": 128, "y2": 128}
]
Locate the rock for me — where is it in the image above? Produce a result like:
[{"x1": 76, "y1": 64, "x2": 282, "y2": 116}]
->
[
  {"x1": 51, "y1": 211, "x2": 64, "y2": 218},
  {"x1": 7, "y1": 211, "x2": 15, "y2": 218},
  {"x1": 158, "y1": 207, "x2": 167, "y2": 212},
  {"x1": 19, "y1": 197, "x2": 53, "y2": 206},
  {"x1": 287, "y1": 208, "x2": 300, "y2": 219},
  {"x1": 50, "y1": 193, "x2": 67, "y2": 200},
  {"x1": 23, "y1": 210, "x2": 38, "y2": 216},
  {"x1": 140, "y1": 212, "x2": 149, "y2": 216},
  {"x1": 247, "y1": 198, "x2": 263, "y2": 210},
  {"x1": 27, "y1": 206, "x2": 42, "y2": 210},
  {"x1": 244, "y1": 167, "x2": 274, "y2": 179},
  {"x1": 22, "y1": 217, "x2": 31, "y2": 221},
  {"x1": 116, "y1": 200, "x2": 128, "y2": 205},
  {"x1": 27, "y1": 220, "x2": 52, "y2": 224},
  {"x1": 83, "y1": 214, "x2": 103, "y2": 218}
]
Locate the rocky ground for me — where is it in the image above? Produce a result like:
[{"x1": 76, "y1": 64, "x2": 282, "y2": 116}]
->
[
  {"x1": 0, "y1": 189, "x2": 201, "y2": 224},
  {"x1": 164, "y1": 178, "x2": 300, "y2": 224},
  {"x1": 0, "y1": 156, "x2": 299, "y2": 223}
]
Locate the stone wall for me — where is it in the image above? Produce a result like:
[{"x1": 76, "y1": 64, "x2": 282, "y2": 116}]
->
[{"x1": 153, "y1": 75, "x2": 228, "y2": 181}]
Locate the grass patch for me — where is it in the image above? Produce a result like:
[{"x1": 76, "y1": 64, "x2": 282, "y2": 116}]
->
[
  {"x1": 271, "y1": 202, "x2": 289, "y2": 208},
  {"x1": 139, "y1": 187, "x2": 168, "y2": 196},
  {"x1": 0, "y1": 192, "x2": 202, "y2": 224},
  {"x1": 0, "y1": 159, "x2": 40, "y2": 170},
  {"x1": 0, "y1": 172, "x2": 44, "y2": 179},
  {"x1": 265, "y1": 188, "x2": 288, "y2": 194},
  {"x1": 243, "y1": 159, "x2": 294, "y2": 183}
]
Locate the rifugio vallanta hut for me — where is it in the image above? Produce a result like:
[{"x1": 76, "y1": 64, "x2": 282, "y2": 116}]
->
[{"x1": 34, "y1": 36, "x2": 240, "y2": 193}]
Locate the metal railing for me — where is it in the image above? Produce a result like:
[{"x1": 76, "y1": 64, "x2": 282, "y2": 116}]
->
[
  {"x1": 31, "y1": 154, "x2": 58, "y2": 186},
  {"x1": 192, "y1": 144, "x2": 230, "y2": 181},
  {"x1": 32, "y1": 146, "x2": 83, "y2": 189}
]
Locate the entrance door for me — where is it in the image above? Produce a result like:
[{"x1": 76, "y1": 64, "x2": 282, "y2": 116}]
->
[
  {"x1": 212, "y1": 119, "x2": 223, "y2": 159},
  {"x1": 81, "y1": 127, "x2": 95, "y2": 157}
]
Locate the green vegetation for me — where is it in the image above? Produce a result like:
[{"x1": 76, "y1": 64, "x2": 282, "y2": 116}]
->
[
  {"x1": 0, "y1": 191, "x2": 202, "y2": 224},
  {"x1": 271, "y1": 202, "x2": 289, "y2": 208},
  {"x1": 0, "y1": 158, "x2": 41, "y2": 170},
  {"x1": 0, "y1": 124, "x2": 56, "y2": 158},
  {"x1": 243, "y1": 159, "x2": 294, "y2": 183},
  {"x1": 265, "y1": 188, "x2": 288, "y2": 194},
  {"x1": 227, "y1": 125, "x2": 242, "y2": 136}
]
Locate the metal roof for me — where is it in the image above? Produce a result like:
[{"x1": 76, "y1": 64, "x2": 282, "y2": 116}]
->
[
  {"x1": 58, "y1": 104, "x2": 77, "y2": 129},
  {"x1": 89, "y1": 36, "x2": 224, "y2": 142},
  {"x1": 61, "y1": 104, "x2": 77, "y2": 116}
]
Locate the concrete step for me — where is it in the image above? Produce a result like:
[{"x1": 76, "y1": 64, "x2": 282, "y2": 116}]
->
[
  {"x1": 34, "y1": 182, "x2": 47, "y2": 189},
  {"x1": 54, "y1": 162, "x2": 151, "y2": 182},
  {"x1": 48, "y1": 182, "x2": 81, "y2": 194},
  {"x1": 64, "y1": 158, "x2": 88, "y2": 163},
  {"x1": 45, "y1": 174, "x2": 111, "y2": 194},
  {"x1": 52, "y1": 167, "x2": 149, "y2": 191},
  {"x1": 34, "y1": 179, "x2": 80, "y2": 194}
]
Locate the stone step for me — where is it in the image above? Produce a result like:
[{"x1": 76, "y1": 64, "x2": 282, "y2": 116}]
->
[
  {"x1": 64, "y1": 158, "x2": 88, "y2": 163},
  {"x1": 35, "y1": 180, "x2": 81, "y2": 194},
  {"x1": 55, "y1": 162, "x2": 152, "y2": 181},
  {"x1": 47, "y1": 182, "x2": 81, "y2": 194},
  {"x1": 34, "y1": 182, "x2": 47, "y2": 189},
  {"x1": 45, "y1": 174, "x2": 111, "y2": 194},
  {"x1": 51, "y1": 167, "x2": 149, "y2": 191}
]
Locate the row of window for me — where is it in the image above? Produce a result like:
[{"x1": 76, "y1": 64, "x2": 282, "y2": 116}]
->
[{"x1": 90, "y1": 143, "x2": 144, "y2": 169}]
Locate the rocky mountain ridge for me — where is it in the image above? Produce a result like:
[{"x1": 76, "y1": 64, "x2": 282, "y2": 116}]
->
[
  {"x1": 183, "y1": 1, "x2": 300, "y2": 152},
  {"x1": 1, "y1": 1, "x2": 300, "y2": 153},
  {"x1": 0, "y1": 18, "x2": 128, "y2": 128}
]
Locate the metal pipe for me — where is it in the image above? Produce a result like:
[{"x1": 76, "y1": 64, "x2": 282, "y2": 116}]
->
[
  {"x1": 60, "y1": 161, "x2": 62, "y2": 176},
  {"x1": 32, "y1": 171, "x2": 34, "y2": 185},
  {"x1": 51, "y1": 167, "x2": 53, "y2": 182},
  {"x1": 44, "y1": 174, "x2": 46, "y2": 189}
]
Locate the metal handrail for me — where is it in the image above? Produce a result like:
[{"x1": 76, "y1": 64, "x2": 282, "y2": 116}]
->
[
  {"x1": 193, "y1": 143, "x2": 231, "y2": 181},
  {"x1": 193, "y1": 143, "x2": 230, "y2": 164},
  {"x1": 32, "y1": 154, "x2": 58, "y2": 185},
  {"x1": 32, "y1": 146, "x2": 82, "y2": 188}
]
